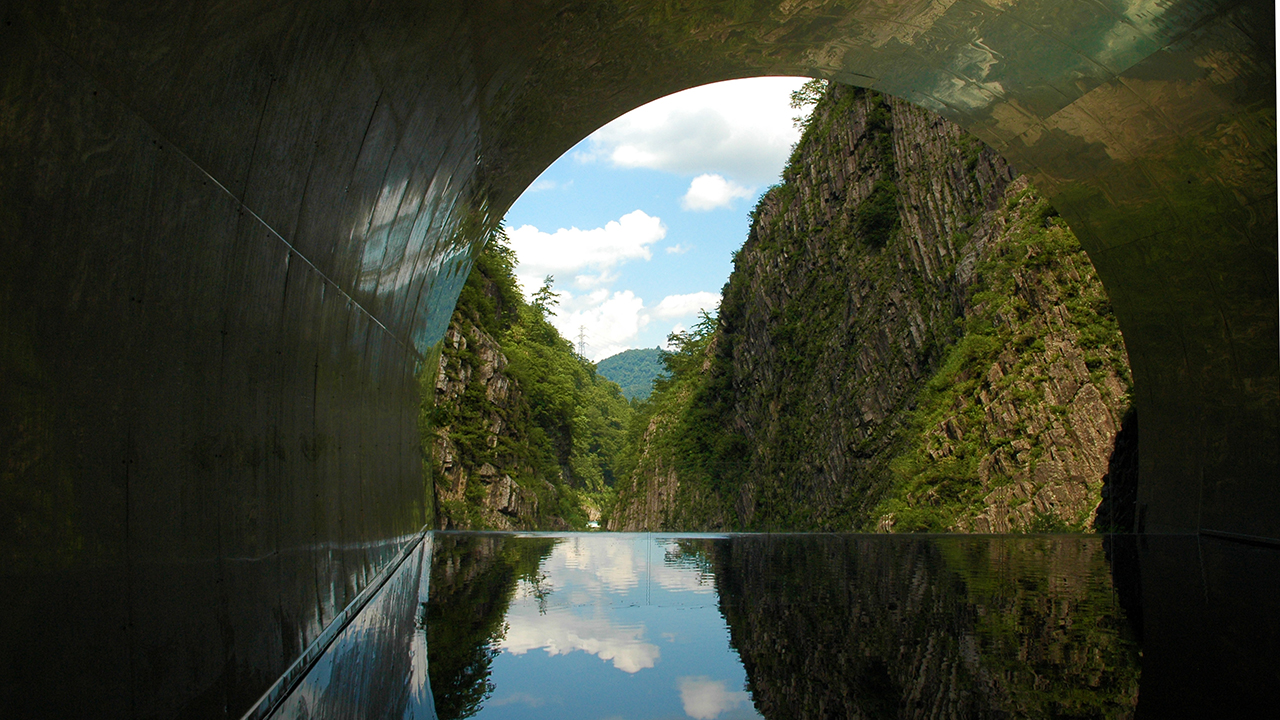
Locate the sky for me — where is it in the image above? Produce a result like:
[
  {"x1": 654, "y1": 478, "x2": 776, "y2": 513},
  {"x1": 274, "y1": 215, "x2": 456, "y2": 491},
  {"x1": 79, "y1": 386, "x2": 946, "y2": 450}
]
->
[{"x1": 501, "y1": 76, "x2": 811, "y2": 362}]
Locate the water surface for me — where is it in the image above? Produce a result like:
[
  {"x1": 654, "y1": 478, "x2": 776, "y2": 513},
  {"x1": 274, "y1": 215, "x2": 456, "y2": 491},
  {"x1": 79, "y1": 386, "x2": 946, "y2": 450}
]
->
[
  {"x1": 269, "y1": 532, "x2": 1279, "y2": 719},
  {"x1": 427, "y1": 533, "x2": 1139, "y2": 719}
]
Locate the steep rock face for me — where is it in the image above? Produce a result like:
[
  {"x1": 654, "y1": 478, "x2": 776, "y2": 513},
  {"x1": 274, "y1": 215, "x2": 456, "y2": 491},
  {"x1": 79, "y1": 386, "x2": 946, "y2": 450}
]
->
[
  {"x1": 430, "y1": 320, "x2": 548, "y2": 530},
  {"x1": 713, "y1": 88, "x2": 1017, "y2": 528},
  {"x1": 608, "y1": 380, "x2": 730, "y2": 532},
  {"x1": 425, "y1": 233, "x2": 633, "y2": 531},
  {"x1": 874, "y1": 178, "x2": 1131, "y2": 532},
  {"x1": 608, "y1": 415, "x2": 681, "y2": 532},
  {"x1": 613, "y1": 86, "x2": 1130, "y2": 532}
]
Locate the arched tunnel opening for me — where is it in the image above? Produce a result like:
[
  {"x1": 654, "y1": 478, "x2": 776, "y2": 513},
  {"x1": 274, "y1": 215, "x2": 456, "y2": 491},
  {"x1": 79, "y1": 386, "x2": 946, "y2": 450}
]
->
[
  {"x1": 470, "y1": 74, "x2": 1136, "y2": 536},
  {"x1": 0, "y1": 1, "x2": 1274, "y2": 717}
]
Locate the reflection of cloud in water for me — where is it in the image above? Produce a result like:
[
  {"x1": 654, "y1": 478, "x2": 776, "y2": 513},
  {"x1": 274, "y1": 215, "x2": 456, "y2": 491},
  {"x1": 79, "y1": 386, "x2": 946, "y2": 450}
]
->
[
  {"x1": 499, "y1": 609, "x2": 660, "y2": 673},
  {"x1": 678, "y1": 676, "x2": 750, "y2": 719},
  {"x1": 555, "y1": 536, "x2": 642, "y2": 597},
  {"x1": 497, "y1": 537, "x2": 728, "y2": 675}
]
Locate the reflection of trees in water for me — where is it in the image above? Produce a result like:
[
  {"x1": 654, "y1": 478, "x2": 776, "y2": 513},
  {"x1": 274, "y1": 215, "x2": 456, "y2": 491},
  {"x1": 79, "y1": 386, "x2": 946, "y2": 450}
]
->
[
  {"x1": 712, "y1": 536, "x2": 1140, "y2": 719},
  {"x1": 427, "y1": 534, "x2": 558, "y2": 720},
  {"x1": 663, "y1": 539, "x2": 717, "y2": 575}
]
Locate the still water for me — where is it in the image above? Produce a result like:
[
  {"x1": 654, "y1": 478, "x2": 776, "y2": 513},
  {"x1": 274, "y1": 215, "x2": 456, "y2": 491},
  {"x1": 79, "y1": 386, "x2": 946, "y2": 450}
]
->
[
  {"x1": 427, "y1": 533, "x2": 1138, "y2": 719},
  {"x1": 270, "y1": 532, "x2": 1279, "y2": 719},
  {"x1": 430, "y1": 534, "x2": 763, "y2": 720}
]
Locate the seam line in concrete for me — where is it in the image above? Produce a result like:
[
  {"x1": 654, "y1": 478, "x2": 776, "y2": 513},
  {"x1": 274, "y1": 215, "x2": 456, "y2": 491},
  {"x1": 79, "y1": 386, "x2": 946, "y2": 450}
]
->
[{"x1": 27, "y1": 13, "x2": 421, "y2": 361}]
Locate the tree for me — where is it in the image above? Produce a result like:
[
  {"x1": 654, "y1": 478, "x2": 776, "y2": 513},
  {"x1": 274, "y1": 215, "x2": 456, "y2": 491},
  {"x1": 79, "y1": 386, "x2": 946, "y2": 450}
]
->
[
  {"x1": 790, "y1": 78, "x2": 829, "y2": 129},
  {"x1": 531, "y1": 275, "x2": 559, "y2": 316}
]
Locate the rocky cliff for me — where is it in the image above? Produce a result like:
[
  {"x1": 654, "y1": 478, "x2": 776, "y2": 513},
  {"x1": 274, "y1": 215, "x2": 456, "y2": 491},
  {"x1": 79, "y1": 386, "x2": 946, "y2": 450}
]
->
[
  {"x1": 429, "y1": 318, "x2": 549, "y2": 530},
  {"x1": 874, "y1": 177, "x2": 1132, "y2": 533},
  {"x1": 610, "y1": 85, "x2": 1131, "y2": 532},
  {"x1": 423, "y1": 233, "x2": 630, "y2": 530}
]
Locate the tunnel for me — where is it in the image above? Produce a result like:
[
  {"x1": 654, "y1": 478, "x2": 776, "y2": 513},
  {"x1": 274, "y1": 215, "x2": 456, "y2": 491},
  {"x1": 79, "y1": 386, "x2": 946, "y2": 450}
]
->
[{"x1": 0, "y1": 0, "x2": 1275, "y2": 716}]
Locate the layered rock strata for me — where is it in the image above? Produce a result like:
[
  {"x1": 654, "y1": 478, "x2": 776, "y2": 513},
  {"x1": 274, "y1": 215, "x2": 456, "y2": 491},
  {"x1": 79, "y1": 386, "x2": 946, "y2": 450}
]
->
[{"x1": 612, "y1": 85, "x2": 1131, "y2": 532}]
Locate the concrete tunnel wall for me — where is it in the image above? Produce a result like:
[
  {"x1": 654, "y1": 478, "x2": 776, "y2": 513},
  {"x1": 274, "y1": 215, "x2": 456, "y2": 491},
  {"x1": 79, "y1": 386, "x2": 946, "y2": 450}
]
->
[{"x1": 0, "y1": 0, "x2": 1274, "y2": 716}]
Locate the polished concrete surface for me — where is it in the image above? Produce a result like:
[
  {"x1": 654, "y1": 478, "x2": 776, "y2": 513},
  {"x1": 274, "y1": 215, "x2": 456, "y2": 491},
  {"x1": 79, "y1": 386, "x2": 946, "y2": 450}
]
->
[{"x1": 0, "y1": 1, "x2": 1274, "y2": 716}]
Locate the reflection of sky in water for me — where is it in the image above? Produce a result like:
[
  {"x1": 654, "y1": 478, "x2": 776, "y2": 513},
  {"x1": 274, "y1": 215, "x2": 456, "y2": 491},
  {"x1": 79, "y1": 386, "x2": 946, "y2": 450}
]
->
[{"x1": 482, "y1": 534, "x2": 761, "y2": 720}]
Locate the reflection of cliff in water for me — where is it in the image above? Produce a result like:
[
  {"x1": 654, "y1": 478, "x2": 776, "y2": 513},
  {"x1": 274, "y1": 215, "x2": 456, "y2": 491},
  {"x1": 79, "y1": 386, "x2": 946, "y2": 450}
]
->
[
  {"x1": 427, "y1": 533, "x2": 558, "y2": 720},
  {"x1": 712, "y1": 535, "x2": 1140, "y2": 719}
]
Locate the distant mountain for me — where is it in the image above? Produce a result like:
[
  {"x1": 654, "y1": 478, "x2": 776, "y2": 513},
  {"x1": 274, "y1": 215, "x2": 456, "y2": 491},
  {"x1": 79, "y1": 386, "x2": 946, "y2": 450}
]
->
[{"x1": 597, "y1": 348, "x2": 667, "y2": 401}]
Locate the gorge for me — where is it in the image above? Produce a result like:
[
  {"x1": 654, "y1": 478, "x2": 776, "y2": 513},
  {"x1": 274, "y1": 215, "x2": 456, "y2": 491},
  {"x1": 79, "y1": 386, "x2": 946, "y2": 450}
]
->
[{"x1": 427, "y1": 82, "x2": 1136, "y2": 535}]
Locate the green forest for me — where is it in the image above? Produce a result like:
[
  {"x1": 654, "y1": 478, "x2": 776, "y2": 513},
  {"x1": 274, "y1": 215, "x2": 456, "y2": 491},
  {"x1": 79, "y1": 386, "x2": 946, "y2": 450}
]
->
[
  {"x1": 595, "y1": 348, "x2": 666, "y2": 401},
  {"x1": 419, "y1": 231, "x2": 633, "y2": 529}
]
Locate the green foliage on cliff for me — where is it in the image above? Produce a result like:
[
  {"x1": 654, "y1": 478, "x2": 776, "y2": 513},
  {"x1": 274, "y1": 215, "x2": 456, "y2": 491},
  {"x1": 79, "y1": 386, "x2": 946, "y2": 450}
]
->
[
  {"x1": 503, "y1": 292, "x2": 633, "y2": 493},
  {"x1": 456, "y1": 235, "x2": 523, "y2": 338},
  {"x1": 596, "y1": 347, "x2": 667, "y2": 400},
  {"x1": 612, "y1": 81, "x2": 1131, "y2": 534},
  {"x1": 852, "y1": 91, "x2": 900, "y2": 248},
  {"x1": 663, "y1": 314, "x2": 749, "y2": 522},
  {"x1": 875, "y1": 189, "x2": 1131, "y2": 532},
  {"x1": 854, "y1": 178, "x2": 900, "y2": 248},
  {"x1": 423, "y1": 229, "x2": 632, "y2": 529},
  {"x1": 608, "y1": 311, "x2": 748, "y2": 529}
]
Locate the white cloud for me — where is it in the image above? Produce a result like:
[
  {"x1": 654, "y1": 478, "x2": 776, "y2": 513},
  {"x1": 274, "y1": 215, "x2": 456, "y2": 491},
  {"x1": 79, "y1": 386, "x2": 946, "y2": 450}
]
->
[
  {"x1": 547, "y1": 290, "x2": 651, "y2": 362},
  {"x1": 666, "y1": 243, "x2": 691, "y2": 254},
  {"x1": 500, "y1": 610, "x2": 660, "y2": 674},
  {"x1": 508, "y1": 210, "x2": 666, "y2": 292},
  {"x1": 555, "y1": 536, "x2": 644, "y2": 596},
  {"x1": 653, "y1": 292, "x2": 720, "y2": 319},
  {"x1": 578, "y1": 77, "x2": 809, "y2": 185},
  {"x1": 498, "y1": 538, "x2": 705, "y2": 675},
  {"x1": 678, "y1": 677, "x2": 750, "y2": 719},
  {"x1": 573, "y1": 271, "x2": 618, "y2": 289},
  {"x1": 681, "y1": 174, "x2": 754, "y2": 211}
]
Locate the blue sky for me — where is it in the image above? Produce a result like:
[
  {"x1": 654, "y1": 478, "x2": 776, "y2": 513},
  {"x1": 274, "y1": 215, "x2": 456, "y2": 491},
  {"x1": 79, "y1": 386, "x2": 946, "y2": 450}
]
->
[{"x1": 501, "y1": 77, "x2": 810, "y2": 361}]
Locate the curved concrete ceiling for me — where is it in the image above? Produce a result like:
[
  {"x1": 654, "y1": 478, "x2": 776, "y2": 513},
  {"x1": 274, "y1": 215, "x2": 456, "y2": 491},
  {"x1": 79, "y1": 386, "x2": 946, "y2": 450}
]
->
[{"x1": 0, "y1": 0, "x2": 1274, "y2": 716}]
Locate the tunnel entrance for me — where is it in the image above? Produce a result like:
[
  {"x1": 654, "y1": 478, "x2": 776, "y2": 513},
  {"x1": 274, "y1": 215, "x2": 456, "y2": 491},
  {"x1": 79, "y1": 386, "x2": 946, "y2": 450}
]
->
[{"x1": 0, "y1": 1, "x2": 1273, "y2": 717}]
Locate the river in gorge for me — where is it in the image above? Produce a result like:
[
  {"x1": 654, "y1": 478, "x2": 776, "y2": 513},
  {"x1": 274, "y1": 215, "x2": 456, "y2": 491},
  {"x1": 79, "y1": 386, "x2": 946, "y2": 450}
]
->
[{"x1": 269, "y1": 532, "x2": 1278, "y2": 719}]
